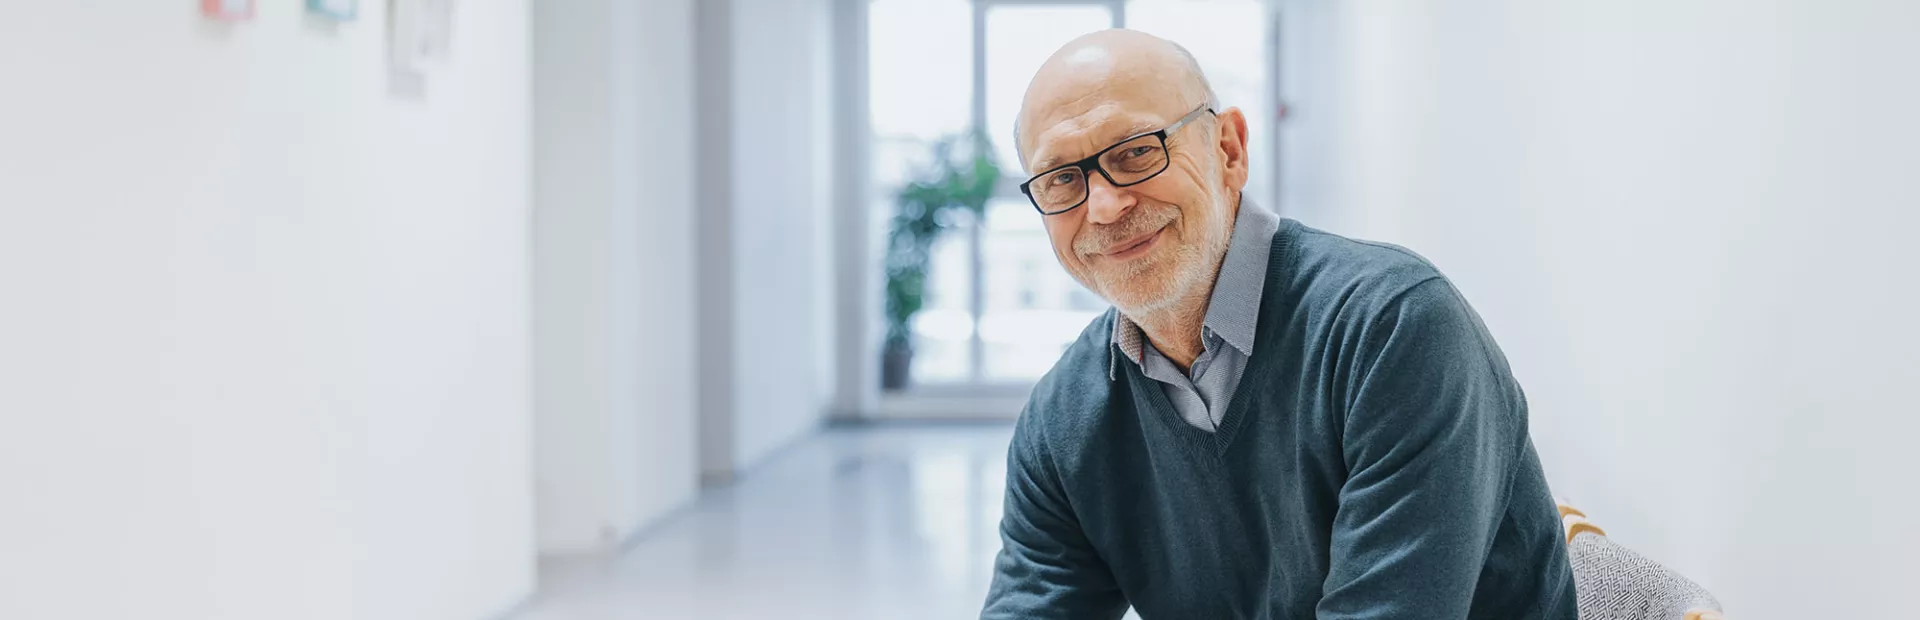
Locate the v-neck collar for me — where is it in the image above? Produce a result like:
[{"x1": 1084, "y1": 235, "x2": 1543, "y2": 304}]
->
[{"x1": 1119, "y1": 219, "x2": 1298, "y2": 456}]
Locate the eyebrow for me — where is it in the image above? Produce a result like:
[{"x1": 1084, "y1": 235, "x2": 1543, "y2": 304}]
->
[{"x1": 1030, "y1": 121, "x2": 1161, "y2": 173}]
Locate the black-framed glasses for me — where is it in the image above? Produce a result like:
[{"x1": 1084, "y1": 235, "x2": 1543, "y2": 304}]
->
[{"x1": 1019, "y1": 105, "x2": 1216, "y2": 216}]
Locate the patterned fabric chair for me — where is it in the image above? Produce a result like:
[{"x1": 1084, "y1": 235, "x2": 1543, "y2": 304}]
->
[{"x1": 1557, "y1": 502, "x2": 1725, "y2": 620}]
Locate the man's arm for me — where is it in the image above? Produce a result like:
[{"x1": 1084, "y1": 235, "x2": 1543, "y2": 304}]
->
[
  {"x1": 981, "y1": 409, "x2": 1128, "y2": 620},
  {"x1": 1316, "y1": 277, "x2": 1530, "y2": 619}
]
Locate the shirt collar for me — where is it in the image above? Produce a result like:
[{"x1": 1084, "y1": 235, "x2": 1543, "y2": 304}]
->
[{"x1": 1108, "y1": 198, "x2": 1281, "y2": 377}]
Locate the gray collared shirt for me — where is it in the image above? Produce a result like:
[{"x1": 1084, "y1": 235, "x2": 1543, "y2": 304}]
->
[{"x1": 1110, "y1": 200, "x2": 1280, "y2": 432}]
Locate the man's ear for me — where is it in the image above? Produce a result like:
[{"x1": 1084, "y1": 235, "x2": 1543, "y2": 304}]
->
[{"x1": 1215, "y1": 107, "x2": 1251, "y2": 192}]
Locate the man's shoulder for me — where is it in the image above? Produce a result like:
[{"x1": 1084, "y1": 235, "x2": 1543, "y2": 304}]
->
[
  {"x1": 1013, "y1": 310, "x2": 1122, "y2": 459},
  {"x1": 1026, "y1": 308, "x2": 1120, "y2": 415},
  {"x1": 1281, "y1": 221, "x2": 1454, "y2": 323}
]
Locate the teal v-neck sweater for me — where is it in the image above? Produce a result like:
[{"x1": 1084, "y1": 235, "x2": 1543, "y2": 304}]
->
[{"x1": 982, "y1": 220, "x2": 1578, "y2": 619}]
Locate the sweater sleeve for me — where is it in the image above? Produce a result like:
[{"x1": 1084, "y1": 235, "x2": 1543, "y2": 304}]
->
[
  {"x1": 1316, "y1": 277, "x2": 1527, "y2": 619},
  {"x1": 980, "y1": 406, "x2": 1129, "y2": 620}
]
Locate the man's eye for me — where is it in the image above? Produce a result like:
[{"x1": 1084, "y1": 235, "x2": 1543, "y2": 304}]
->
[
  {"x1": 1123, "y1": 146, "x2": 1158, "y2": 159},
  {"x1": 1048, "y1": 170, "x2": 1081, "y2": 186}
]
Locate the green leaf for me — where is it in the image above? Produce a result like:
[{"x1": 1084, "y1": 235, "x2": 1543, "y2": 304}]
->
[{"x1": 882, "y1": 130, "x2": 1006, "y2": 347}]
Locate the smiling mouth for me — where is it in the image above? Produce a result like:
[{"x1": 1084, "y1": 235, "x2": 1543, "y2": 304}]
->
[{"x1": 1101, "y1": 227, "x2": 1166, "y2": 260}]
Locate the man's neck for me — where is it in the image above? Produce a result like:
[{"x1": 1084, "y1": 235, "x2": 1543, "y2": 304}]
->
[{"x1": 1134, "y1": 281, "x2": 1214, "y2": 372}]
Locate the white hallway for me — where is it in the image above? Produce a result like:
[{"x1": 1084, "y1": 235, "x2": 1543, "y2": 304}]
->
[{"x1": 2, "y1": 1, "x2": 1918, "y2": 619}]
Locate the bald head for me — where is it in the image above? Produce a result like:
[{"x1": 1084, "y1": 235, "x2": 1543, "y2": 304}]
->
[
  {"x1": 1013, "y1": 30, "x2": 1252, "y2": 329},
  {"x1": 1015, "y1": 29, "x2": 1219, "y2": 172}
]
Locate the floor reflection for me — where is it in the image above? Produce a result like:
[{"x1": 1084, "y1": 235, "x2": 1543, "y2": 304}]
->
[{"x1": 515, "y1": 424, "x2": 1019, "y2": 620}]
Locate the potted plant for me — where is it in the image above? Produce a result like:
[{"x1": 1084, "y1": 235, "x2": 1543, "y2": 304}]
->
[{"x1": 882, "y1": 132, "x2": 1001, "y2": 391}]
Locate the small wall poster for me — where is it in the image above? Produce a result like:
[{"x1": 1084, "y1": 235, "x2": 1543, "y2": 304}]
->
[
  {"x1": 308, "y1": 0, "x2": 358, "y2": 21},
  {"x1": 201, "y1": 0, "x2": 254, "y2": 21},
  {"x1": 390, "y1": 0, "x2": 456, "y2": 73}
]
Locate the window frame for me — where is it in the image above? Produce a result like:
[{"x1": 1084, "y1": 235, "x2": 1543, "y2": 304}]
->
[{"x1": 847, "y1": 0, "x2": 1281, "y2": 416}]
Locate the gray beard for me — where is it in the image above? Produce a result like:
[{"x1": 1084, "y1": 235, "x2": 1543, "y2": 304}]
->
[{"x1": 1097, "y1": 227, "x2": 1228, "y2": 320}]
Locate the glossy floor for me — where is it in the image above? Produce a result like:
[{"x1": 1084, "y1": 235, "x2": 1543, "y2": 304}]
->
[{"x1": 512, "y1": 424, "x2": 1045, "y2": 620}]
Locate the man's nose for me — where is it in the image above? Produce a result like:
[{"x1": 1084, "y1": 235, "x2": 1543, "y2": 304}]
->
[{"x1": 1082, "y1": 173, "x2": 1136, "y2": 225}]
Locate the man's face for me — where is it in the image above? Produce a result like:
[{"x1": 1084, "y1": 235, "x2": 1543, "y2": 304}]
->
[{"x1": 1022, "y1": 98, "x2": 1249, "y2": 317}]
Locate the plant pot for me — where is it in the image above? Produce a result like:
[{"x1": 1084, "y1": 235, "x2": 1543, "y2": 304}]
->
[{"x1": 881, "y1": 342, "x2": 913, "y2": 391}]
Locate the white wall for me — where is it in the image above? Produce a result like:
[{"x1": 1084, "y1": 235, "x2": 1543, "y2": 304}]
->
[
  {"x1": 730, "y1": 0, "x2": 838, "y2": 473},
  {"x1": 1279, "y1": 1, "x2": 1920, "y2": 617},
  {"x1": 699, "y1": 0, "x2": 840, "y2": 479},
  {"x1": 830, "y1": 0, "x2": 879, "y2": 421},
  {"x1": 531, "y1": 0, "x2": 699, "y2": 555},
  {"x1": 0, "y1": 3, "x2": 535, "y2": 620}
]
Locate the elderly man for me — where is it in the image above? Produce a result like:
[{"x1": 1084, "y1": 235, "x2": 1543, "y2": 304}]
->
[{"x1": 981, "y1": 30, "x2": 1578, "y2": 619}]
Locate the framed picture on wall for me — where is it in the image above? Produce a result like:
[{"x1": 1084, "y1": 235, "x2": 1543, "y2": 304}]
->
[
  {"x1": 201, "y1": 0, "x2": 254, "y2": 21},
  {"x1": 308, "y1": 0, "x2": 357, "y2": 21},
  {"x1": 390, "y1": 0, "x2": 456, "y2": 73}
]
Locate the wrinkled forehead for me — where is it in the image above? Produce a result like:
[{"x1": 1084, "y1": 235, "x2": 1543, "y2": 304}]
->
[
  {"x1": 1020, "y1": 71, "x2": 1194, "y2": 175},
  {"x1": 1024, "y1": 105, "x2": 1167, "y2": 174}
]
